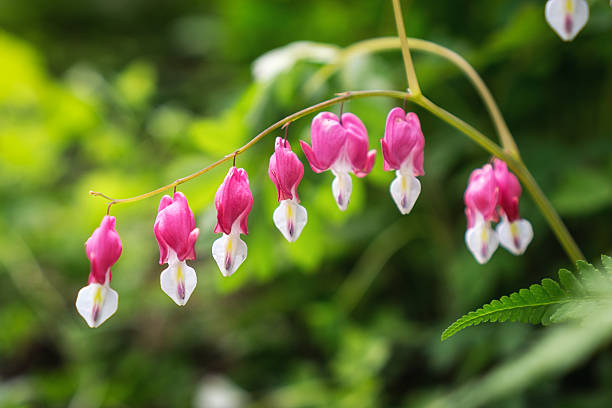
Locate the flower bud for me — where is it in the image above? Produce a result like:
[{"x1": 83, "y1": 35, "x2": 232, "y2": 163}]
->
[
  {"x1": 269, "y1": 137, "x2": 307, "y2": 242},
  {"x1": 381, "y1": 108, "x2": 425, "y2": 214}
]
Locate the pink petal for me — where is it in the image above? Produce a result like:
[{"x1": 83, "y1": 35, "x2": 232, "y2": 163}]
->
[
  {"x1": 154, "y1": 215, "x2": 169, "y2": 264},
  {"x1": 381, "y1": 139, "x2": 398, "y2": 171},
  {"x1": 493, "y1": 159, "x2": 522, "y2": 221},
  {"x1": 158, "y1": 195, "x2": 173, "y2": 212},
  {"x1": 343, "y1": 113, "x2": 372, "y2": 174},
  {"x1": 464, "y1": 164, "x2": 498, "y2": 223},
  {"x1": 310, "y1": 112, "x2": 346, "y2": 170},
  {"x1": 214, "y1": 167, "x2": 253, "y2": 235},
  {"x1": 86, "y1": 216, "x2": 122, "y2": 284},
  {"x1": 300, "y1": 140, "x2": 326, "y2": 173},
  {"x1": 354, "y1": 149, "x2": 377, "y2": 178},
  {"x1": 269, "y1": 137, "x2": 304, "y2": 202},
  {"x1": 154, "y1": 192, "x2": 199, "y2": 263},
  {"x1": 341, "y1": 112, "x2": 367, "y2": 138},
  {"x1": 381, "y1": 109, "x2": 424, "y2": 175}
]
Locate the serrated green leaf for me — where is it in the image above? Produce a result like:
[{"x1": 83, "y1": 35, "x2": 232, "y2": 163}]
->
[
  {"x1": 441, "y1": 257, "x2": 612, "y2": 341},
  {"x1": 558, "y1": 268, "x2": 585, "y2": 297},
  {"x1": 577, "y1": 260, "x2": 612, "y2": 294}
]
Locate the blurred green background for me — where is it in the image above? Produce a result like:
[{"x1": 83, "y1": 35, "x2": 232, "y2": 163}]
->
[{"x1": 1, "y1": 0, "x2": 611, "y2": 407}]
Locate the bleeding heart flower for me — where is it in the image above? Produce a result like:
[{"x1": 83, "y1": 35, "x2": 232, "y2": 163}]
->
[
  {"x1": 212, "y1": 167, "x2": 253, "y2": 276},
  {"x1": 381, "y1": 107, "x2": 425, "y2": 214},
  {"x1": 464, "y1": 164, "x2": 499, "y2": 264},
  {"x1": 76, "y1": 215, "x2": 122, "y2": 328},
  {"x1": 493, "y1": 159, "x2": 533, "y2": 255},
  {"x1": 154, "y1": 192, "x2": 200, "y2": 305},
  {"x1": 545, "y1": 0, "x2": 589, "y2": 41},
  {"x1": 269, "y1": 137, "x2": 307, "y2": 242},
  {"x1": 300, "y1": 112, "x2": 376, "y2": 211}
]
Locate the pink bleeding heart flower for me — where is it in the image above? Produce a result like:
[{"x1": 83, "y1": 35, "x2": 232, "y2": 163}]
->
[
  {"x1": 76, "y1": 215, "x2": 122, "y2": 328},
  {"x1": 300, "y1": 112, "x2": 376, "y2": 211},
  {"x1": 269, "y1": 137, "x2": 307, "y2": 242},
  {"x1": 493, "y1": 159, "x2": 533, "y2": 255},
  {"x1": 212, "y1": 166, "x2": 253, "y2": 276},
  {"x1": 464, "y1": 164, "x2": 499, "y2": 264},
  {"x1": 381, "y1": 107, "x2": 425, "y2": 214},
  {"x1": 154, "y1": 192, "x2": 200, "y2": 305}
]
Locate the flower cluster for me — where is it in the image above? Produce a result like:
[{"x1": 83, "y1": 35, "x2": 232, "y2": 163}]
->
[
  {"x1": 76, "y1": 107, "x2": 429, "y2": 327},
  {"x1": 464, "y1": 159, "x2": 533, "y2": 264},
  {"x1": 76, "y1": 105, "x2": 535, "y2": 328}
]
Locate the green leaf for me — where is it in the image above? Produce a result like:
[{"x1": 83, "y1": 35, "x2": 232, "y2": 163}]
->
[{"x1": 441, "y1": 257, "x2": 612, "y2": 341}]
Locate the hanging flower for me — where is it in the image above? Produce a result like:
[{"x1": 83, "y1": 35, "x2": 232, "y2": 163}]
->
[
  {"x1": 545, "y1": 0, "x2": 589, "y2": 41},
  {"x1": 464, "y1": 164, "x2": 499, "y2": 264},
  {"x1": 154, "y1": 192, "x2": 200, "y2": 306},
  {"x1": 269, "y1": 137, "x2": 307, "y2": 242},
  {"x1": 493, "y1": 159, "x2": 533, "y2": 255},
  {"x1": 300, "y1": 112, "x2": 376, "y2": 211},
  {"x1": 212, "y1": 167, "x2": 253, "y2": 276},
  {"x1": 381, "y1": 107, "x2": 425, "y2": 214},
  {"x1": 76, "y1": 215, "x2": 122, "y2": 328}
]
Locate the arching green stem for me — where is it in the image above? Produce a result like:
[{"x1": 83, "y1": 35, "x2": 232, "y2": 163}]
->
[
  {"x1": 91, "y1": 88, "x2": 583, "y2": 263},
  {"x1": 90, "y1": 90, "x2": 408, "y2": 206},
  {"x1": 305, "y1": 36, "x2": 519, "y2": 159}
]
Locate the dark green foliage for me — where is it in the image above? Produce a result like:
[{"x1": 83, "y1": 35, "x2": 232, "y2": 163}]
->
[{"x1": 442, "y1": 256, "x2": 612, "y2": 341}]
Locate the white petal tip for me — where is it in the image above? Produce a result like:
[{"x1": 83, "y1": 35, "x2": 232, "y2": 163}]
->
[
  {"x1": 160, "y1": 261, "x2": 197, "y2": 306},
  {"x1": 465, "y1": 223, "x2": 499, "y2": 264},
  {"x1": 75, "y1": 283, "x2": 118, "y2": 328},
  {"x1": 273, "y1": 200, "x2": 308, "y2": 242},
  {"x1": 545, "y1": 0, "x2": 589, "y2": 41},
  {"x1": 497, "y1": 219, "x2": 534, "y2": 256},
  {"x1": 390, "y1": 172, "x2": 421, "y2": 215},
  {"x1": 331, "y1": 172, "x2": 352, "y2": 211},
  {"x1": 212, "y1": 234, "x2": 247, "y2": 277}
]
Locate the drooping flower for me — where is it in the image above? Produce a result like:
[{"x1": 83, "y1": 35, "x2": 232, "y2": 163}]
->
[
  {"x1": 154, "y1": 192, "x2": 200, "y2": 305},
  {"x1": 300, "y1": 112, "x2": 376, "y2": 211},
  {"x1": 76, "y1": 215, "x2": 122, "y2": 328},
  {"x1": 212, "y1": 167, "x2": 253, "y2": 276},
  {"x1": 269, "y1": 137, "x2": 307, "y2": 242},
  {"x1": 545, "y1": 0, "x2": 589, "y2": 41},
  {"x1": 493, "y1": 159, "x2": 533, "y2": 255},
  {"x1": 464, "y1": 164, "x2": 499, "y2": 264},
  {"x1": 381, "y1": 107, "x2": 425, "y2": 214}
]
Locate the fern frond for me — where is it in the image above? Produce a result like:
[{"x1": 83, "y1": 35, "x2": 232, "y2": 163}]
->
[{"x1": 441, "y1": 255, "x2": 612, "y2": 341}]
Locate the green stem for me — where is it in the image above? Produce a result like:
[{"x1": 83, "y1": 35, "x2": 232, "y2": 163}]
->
[
  {"x1": 391, "y1": 0, "x2": 421, "y2": 96},
  {"x1": 305, "y1": 36, "x2": 519, "y2": 158},
  {"x1": 91, "y1": 87, "x2": 584, "y2": 263},
  {"x1": 90, "y1": 90, "x2": 409, "y2": 206}
]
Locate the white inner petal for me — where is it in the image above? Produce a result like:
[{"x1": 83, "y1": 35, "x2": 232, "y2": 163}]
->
[
  {"x1": 331, "y1": 170, "x2": 352, "y2": 211},
  {"x1": 465, "y1": 220, "x2": 499, "y2": 264},
  {"x1": 390, "y1": 170, "x2": 421, "y2": 215},
  {"x1": 212, "y1": 232, "x2": 248, "y2": 277},
  {"x1": 160, "y1": 260, "x2": 197, "y2": 306},
  {"x1": 496, "y1": 218, "x2": 534, "y2": 255},
  {"x1": 545, "y1": 0, "x2": 589, "y2": 41},
  {"x1": 75, "y1": 281, "x2": 119, "y2": 328},
  {"x1": 273, "y1": 199, "x2": 308, "y2": 242}
]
